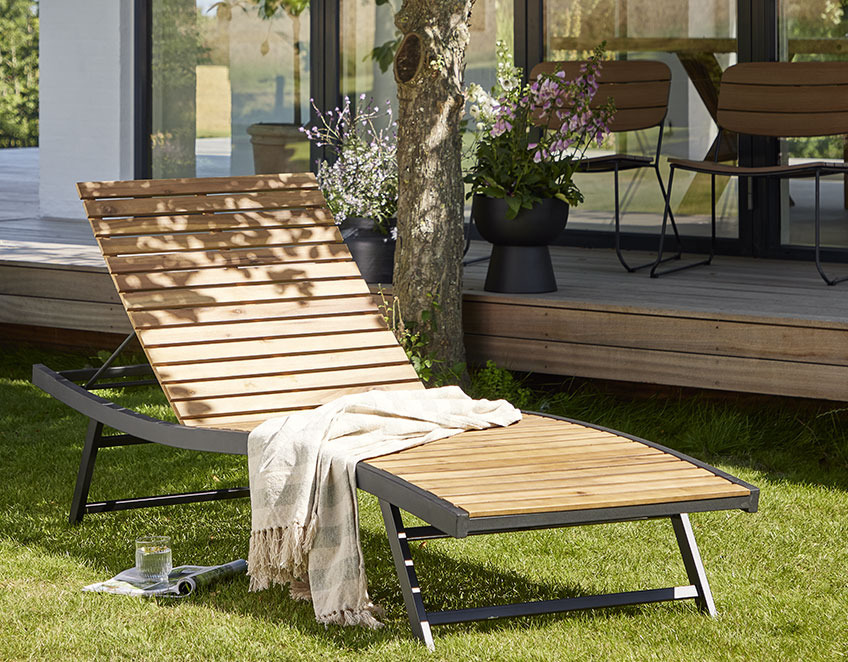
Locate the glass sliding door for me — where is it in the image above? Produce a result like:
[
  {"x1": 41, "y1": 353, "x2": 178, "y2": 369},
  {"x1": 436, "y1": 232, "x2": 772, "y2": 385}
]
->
[
  {"x1": 151, "y1": 0, "x2": 311, "y2": 179},
  {"x1": 544, "y1": 0, "x2": 739, "y2": 245},
  {"x1": 778, "y1": 1, "x2": 848, "y2": 251}
]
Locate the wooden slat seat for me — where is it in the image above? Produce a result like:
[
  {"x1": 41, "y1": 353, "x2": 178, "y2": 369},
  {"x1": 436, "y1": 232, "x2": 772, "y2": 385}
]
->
[
  {"x1": 27, "y1": 171, "x2": 758, "y2": 650},
  {"x1": 365, "y1": 414, "x2": 750, "y2": 518}
]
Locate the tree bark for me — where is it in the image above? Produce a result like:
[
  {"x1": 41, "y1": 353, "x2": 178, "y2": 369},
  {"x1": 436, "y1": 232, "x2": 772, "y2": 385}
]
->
[{"x1": 392, "y1": 0, "x2": 473, "y2": 374}]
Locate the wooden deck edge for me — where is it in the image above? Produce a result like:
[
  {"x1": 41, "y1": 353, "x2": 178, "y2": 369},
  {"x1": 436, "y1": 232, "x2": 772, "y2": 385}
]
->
[{"x1": 462, "y1": 289, "x2": 848, "y2": 331}]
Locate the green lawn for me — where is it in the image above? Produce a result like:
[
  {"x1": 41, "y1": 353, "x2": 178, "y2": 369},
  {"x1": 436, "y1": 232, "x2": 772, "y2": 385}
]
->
[{"x1": 1, "y1": 346, "x2": 846, "y2": 660}]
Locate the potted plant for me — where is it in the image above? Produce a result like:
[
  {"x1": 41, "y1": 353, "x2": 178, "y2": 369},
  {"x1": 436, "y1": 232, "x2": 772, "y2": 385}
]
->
[
  {"x1": 464, "y1": 43, "x2": 615, "y2": 293},
  {"x1": 301, "y1": 95, "x2": 399, "y2": 283},
  {"x1": 214, "y1": 0, "x2": 310, "y2": 173}
]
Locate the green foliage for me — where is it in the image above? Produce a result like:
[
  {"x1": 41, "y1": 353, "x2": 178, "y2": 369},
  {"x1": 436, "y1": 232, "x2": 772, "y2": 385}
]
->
[
  {"x1": 378, "y1": 291, "x2": 438, "y2": 383},
  {"x1": 2, "y1": 345, "x2": 848, "y2": 659},
  {"x1": 464, "y1": 43, "x2": 614, "y2": 219},
  {"x1": 0, "y1": 0, "x2": 38, "y2": 147},
  {"x1": 468, "y1": 361, "x2": 534, "y2": 410}
]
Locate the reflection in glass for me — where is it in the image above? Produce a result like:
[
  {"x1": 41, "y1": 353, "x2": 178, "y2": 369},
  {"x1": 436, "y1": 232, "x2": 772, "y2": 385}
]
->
[
  {"x1": 779, "y1": 1, "x2": 848, "y2": 249},
  {"x1": 151, "y1": 0, "x2": 311, "y2": 179},
  {"x1": 545, "y1": 0, "x2": 738, "y2": 239}
]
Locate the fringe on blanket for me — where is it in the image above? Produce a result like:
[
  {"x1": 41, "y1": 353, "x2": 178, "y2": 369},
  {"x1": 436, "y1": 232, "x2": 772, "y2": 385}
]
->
[
  {"x1": 247, "y1": 520, "x2": 317, "y2": 592},
  {"x1": 316, "y1": 604, "x2": 385, "y2": 629}
]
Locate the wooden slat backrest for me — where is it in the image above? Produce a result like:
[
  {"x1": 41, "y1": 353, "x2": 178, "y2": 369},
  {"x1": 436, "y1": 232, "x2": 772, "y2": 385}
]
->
[
  {"x1": 529, "y1": 60, "x2": 671, "y2": 132},
  {"x1": 77, "y1": 173, "x2": 423, "y2": 431},
  {"x1": 717, "y1": 61, "x2": 848, "y2": 137}
]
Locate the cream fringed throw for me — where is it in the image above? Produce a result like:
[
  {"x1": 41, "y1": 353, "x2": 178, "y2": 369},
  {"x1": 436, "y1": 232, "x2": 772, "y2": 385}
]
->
[{"x1": 247, "y1": 386, "x2": 521, "y2": 627}]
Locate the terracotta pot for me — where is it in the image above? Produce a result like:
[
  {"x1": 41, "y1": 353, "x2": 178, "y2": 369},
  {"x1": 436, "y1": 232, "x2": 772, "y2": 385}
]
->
[
  {"x1": 247, "y1": 123, "x2": 310, "y2": 174},
  {"x1": 339, "y1": 217, "x2": 396, "y2": 284},
  {"x1": 471, "y1": 195, "x2": 569, "y2": 293}
]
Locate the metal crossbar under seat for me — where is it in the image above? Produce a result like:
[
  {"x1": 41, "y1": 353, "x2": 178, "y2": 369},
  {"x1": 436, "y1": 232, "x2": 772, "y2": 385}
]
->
[{"x1": 379, "y1": 502, "x2": 714, "y2": 651}]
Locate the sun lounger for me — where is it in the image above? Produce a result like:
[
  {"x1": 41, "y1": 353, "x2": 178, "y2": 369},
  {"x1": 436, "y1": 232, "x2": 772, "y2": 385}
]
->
[{"x1": 32, "y1": 172, "x2": 757, "y2": 649}]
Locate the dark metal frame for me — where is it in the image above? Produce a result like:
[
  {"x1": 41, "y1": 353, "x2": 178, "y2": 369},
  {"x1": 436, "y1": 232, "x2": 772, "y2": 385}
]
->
[
  {"x1": 579, "y1": 123, "x2": 684, "y2": 272},
  {"x1": 652, "y1": 129, "x2": 848, "y2": 284},
  {"x1": 35, "y1": 354, "x2": 757, "y2": 648}
]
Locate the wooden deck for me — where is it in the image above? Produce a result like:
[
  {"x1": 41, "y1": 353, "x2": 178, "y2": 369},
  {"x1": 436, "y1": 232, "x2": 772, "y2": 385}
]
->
[{"x1": 1, "y1": 208, "x2": 848, "y2": 400}]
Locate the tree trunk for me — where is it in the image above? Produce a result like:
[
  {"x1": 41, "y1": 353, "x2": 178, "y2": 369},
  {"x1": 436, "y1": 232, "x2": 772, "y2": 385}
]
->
[{"x1": 392, "y1": 0, "x2": 473, "y2": 375}]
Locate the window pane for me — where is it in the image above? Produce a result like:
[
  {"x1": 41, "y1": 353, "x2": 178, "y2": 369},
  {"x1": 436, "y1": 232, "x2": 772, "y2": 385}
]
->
[
  {"x1": 151, "y1": 0, "x2": 311, "y2": 179},
  {"x1": 545, "y1": 0, "x2": 738, "y2": 239}
]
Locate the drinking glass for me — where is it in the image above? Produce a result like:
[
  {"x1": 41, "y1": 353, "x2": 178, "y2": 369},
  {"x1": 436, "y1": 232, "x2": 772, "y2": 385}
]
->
[{"x1": 135, "y1": 535, "x2": 172, "y2": 583}]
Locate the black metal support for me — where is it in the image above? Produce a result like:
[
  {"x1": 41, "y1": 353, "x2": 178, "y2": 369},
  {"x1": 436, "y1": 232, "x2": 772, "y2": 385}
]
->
[
  {"x1": 813, "y1": 169, "x2": 848, "y2": 286},
  {"x1": 69, "y1": 419, "x2": 104, "y2": 524},
  {"x1": 670, "y1": 513, "x2": 716, "y2": 615},
  {"x1": 379, "y1": 500, "x2": 435, "y2": 650},
  {"x1": 381, "y1": 498, "x2": 725, "y2": 649},
  {"x1": 651, "y1": 166, "x2": 715, "y2": 277},
  {"x1": 84, "y1": 331, "x2": 137, "y2": 389}
]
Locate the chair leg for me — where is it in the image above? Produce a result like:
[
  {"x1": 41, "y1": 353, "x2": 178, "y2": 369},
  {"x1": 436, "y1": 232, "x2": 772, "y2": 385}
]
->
[
  {"x1": 69, "y1": 419, "x2": 103, "y2": 525},
  {"x1": 652, "y1": 168, "x2": 715, "y2": 278},
  {"x1": 614, "y1": 164, "x2": 684, "y2": 273},
  {"x1": 813, "y1": 169, "x2": 848, "y2": 286},
  {"x1": 379, "y1": 499, "x2": 435, "y2": 650},
  {"x1": 671, "y1": 513, "x2": 716, "y2": 616}
]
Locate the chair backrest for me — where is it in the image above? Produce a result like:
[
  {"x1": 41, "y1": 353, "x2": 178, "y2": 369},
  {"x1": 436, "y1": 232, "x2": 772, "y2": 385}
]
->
[
  {"x1": 717, "y1": 61, "x2": 848, "y2": 137},
  {"x1": 77, "y1": 172, "x2": 422, "y2": 431},
  {"x1": 529, "y1": 60, "x2": 671, "y2": 132}
]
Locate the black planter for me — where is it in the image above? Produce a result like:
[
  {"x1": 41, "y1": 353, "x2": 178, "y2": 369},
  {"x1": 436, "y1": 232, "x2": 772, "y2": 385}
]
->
[
  {"x1": 339, "y1": 217, "x2": 396, "y2": 284},
  {"x1": 472, "y1": 195, "x2": 569, "y2": 293}
]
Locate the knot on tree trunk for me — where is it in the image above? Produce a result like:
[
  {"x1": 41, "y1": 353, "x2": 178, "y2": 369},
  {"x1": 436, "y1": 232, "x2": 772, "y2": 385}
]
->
[{"x1": 394, "y1": 32, "x2": 424, "y2": 85}]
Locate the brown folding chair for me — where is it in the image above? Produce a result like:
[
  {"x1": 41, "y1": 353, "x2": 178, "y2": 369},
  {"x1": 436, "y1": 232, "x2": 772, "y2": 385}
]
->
[
  {"x1": 531, "y1": 59, "x2": 683, "y2": 272},
  {"x1": 652, "y1": 61, "x2": 848, "y2": 285}
]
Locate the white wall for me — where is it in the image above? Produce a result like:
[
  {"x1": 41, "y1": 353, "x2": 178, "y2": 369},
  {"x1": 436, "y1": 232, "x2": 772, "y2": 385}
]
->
[{"x1": 39, "y1": 0, "x2": 135, "y2": 219}]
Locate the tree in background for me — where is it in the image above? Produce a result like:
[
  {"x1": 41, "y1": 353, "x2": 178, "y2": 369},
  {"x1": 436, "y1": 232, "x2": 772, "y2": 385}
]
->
[
  {"x1": 391, "y1": 0, "x2": 473, "y2": 375},
  {"x1": 0, "y1": 0, "x2": 38, "y2": 147}
]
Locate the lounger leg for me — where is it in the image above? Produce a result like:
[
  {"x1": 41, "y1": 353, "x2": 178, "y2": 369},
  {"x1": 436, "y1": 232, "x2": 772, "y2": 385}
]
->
[
  {"x1": 69, "y1": 419, "x2": 103, "y2": 525},
  {"x1": 671, "y1": 513, "x2": 716, "y2": 616},
  {"x1": 379, "y1": 499, "x2": 435, "y2": 650}
]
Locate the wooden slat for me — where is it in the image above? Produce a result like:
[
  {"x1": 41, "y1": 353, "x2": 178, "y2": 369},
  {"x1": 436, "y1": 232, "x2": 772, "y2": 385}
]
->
[
  {"x1": 77, "y1": 172, "x2": 319, "y2": 199},
  {"x1": 128, "y1": 295, "x2": 380, "y2": 328},
  {"x1": 465, "y1": 333, "x2": 848, "y2": 402},
  {"x1": 462, "y1": 299, "x2": 848, "y2": 367},
  {"x1": 370, "y1": 454, "x2": 682, "y2": 482},
  {"x1": 138, "y1": 313, "x2": 388, "y2": 346},
  {"x1": 457, "y1": 483, "x2": 751, "y2": 518},
  {"x1": 164, "y1": 364, "x2": 422, "y2": 399},
  {"x1": 721, "y1": 61, "x2": 848, "y2": 86},
  {"x1": 720, "y1": 83, "x2": 848, "y2": 114},
  {"x1": 154, "y1": 345, "x2": 411, "y2": 382},
  {"x1": 430, "y1": 467, "x2": 716, "y2": 498},
  {"x1": 91, "y1": 208, "x2": 336, "y2": 236},
  {"x1": 106, "y1": 244, "x2": 353, "y2": 274},
  {"x1": 530, "y1": 60, "x2": 671, "y2": 84},
  {"x1": 83, "y1": 189, "x2": 327, "y2": 219},
  {"x1": 114, "y1": 261, "x2": 361, "y2": 293},
  {"x1": 174, "y1": 382, "x2": 422, "y2": 420},
  {"x1": 98, "y1": 226, "x2": 343, "y2": 256},
  {"x1": 122, "y1": 279, "x2": 370, "y2": 311},
  {"x1": 145, "y1": 330, "x2": 402, "y2": 364},
  {"x1": 408, "y1": 458, "x2": 689, "y2": 489},
  {"x1": 717, "y1": 109, "x2": 848, "y2": 138}
]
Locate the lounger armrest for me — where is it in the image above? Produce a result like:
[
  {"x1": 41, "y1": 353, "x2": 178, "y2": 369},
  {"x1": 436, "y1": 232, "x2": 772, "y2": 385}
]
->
[{"x1": 32, "y1": 364, "x2": 247, "y2": 455}]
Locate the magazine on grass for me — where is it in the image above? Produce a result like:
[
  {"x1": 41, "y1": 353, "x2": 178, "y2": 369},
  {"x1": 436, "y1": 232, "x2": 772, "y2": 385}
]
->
[{"x1": 83, "y1": 559, "x2": 247, "y2": 597}]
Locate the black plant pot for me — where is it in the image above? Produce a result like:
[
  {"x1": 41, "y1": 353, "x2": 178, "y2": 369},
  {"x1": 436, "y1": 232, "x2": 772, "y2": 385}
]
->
[
  {"x1": 472, "y1": 195, "x2": 569, "y2": 293},
  {"x1": 339, "y1": 217, "x2": 396, "y2": 284}
]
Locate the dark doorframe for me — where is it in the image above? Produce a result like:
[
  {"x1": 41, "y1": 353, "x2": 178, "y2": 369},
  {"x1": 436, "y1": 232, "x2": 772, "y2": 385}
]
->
[{"x1": 133, "y1": 0, "x2": 152, "y2": 179}]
